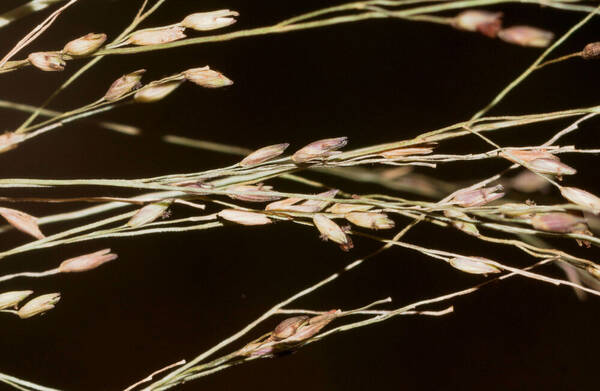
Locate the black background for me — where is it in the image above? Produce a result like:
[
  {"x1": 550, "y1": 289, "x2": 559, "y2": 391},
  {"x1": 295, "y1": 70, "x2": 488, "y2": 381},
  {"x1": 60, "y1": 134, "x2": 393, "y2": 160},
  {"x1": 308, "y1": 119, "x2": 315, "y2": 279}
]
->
[{"x1": 1, "y1": 1, "x2": 600, "y2": 390}]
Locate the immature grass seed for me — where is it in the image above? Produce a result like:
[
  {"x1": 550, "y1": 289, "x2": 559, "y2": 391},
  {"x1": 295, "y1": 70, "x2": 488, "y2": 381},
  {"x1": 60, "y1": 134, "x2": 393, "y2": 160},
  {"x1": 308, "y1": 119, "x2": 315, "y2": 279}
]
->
[
  {"x1": 240, "y1": 143, "x2": 289, "y2": 167},
  {"x1": 292, "y1": 137, "x2": 348, "y2": 163},
  {"x1": 452, "y1": 10, "x2": 503, "y2": 37},
  {"x1": 0, "y1": 207, "x2": 44, "y2": 239},
  {"x1": 17, "y1": 293, "x2": 60, "y2": 319},
  {"x1": 560, "y1": 187, "x2": 600, "y2": 215},
  {"x1": 27, "y1": 51, "x2": 65, "y2": 71},
  {"x1": 134, "y1": 80, "x2": 183, "y2": 103},
  {"x1": 299, "y1": 189, "x2": 338, "y2": 211},
  {"x1": 0, "y1": 290, "x2": 33, "y2": 310},
  {"x1": 104, "y1": 69, "x2": 146, "y2": 102},
  {"x1": 240, "y1": 310, "x2": 340, "y2": 357},
  {"x1": 184, "y1": 66, "x2": 233, "y2": 88},
  {"x1": 227, "y1": 185, "x2": 281, "y2": 203},
  {"x1": 313, "y1": 213, "x2": 353, "y2": 251},
  {"x1": 345, "y1": 212, "x2": 395, "y2": 230},
  {"x1": 444, "y1": 210, "x2": 480, "y2": 236},
  {"x1": 272, "y1": 316, "x2": 309, "y2": 340},
  {"x1": 129, "y1": 26, "x2": 186, "y2": 46},
  {"x1": 218, "y1": 209, "x2": 272, "y2": 226},
  {"x1": 0, "y1": 132, "x2": 26, "y2": 153},
  {"x1": 63, "y1": 33, "x2": 107, "y2": 56},
  {"x1": 58, "y1": 249, "x2": 118, "y2": 273},
  {"x1": 530, "y1": 213, "x2": 586, "y2": 233},
  {"x1": 450, "y1": 185, "x2": 505, "y2": 207},
  {"x1": 379, "y1": 145, "x2": 436, "y2": 158},
  {"x1": 127, "y1": 200, "x2": 173, "y2": 227},
  {"x1": 528, "y1": 158, "x2": 577, "y2": 177},
  {"x1": 265, "y1": 197, "x2": 303, "y2": 211},
  {"x1": 500, "y1": 148, "x2": 558, "y2": 163},
  {"x1": 181, "y1": 10, "x2": 239, "y2": 31},
  {"x1": 327, "y1": 203, "x2": 374, "y2": 214},
  {"x1": 498, "y1": 25, "x2": 554, "y2": 47},
  {"x1": 449, "y1": 256, "x2": 501, "y2": 275}
]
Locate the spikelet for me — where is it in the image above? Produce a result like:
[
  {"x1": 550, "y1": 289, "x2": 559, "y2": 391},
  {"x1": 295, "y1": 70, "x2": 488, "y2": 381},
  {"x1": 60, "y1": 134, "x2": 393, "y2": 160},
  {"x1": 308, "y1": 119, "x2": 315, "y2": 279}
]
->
[
  {"x1": 129, "y1": 26, "x2": 186, "y2": 46},
  {"x1": 184, "y1": 66, "x2": 233, "y2": 88},
  {"x1": 498, "y1": 26, "x2": 554, "y2": 47},
  {"x1": 292, "y1": 137, "x2": 348, "y2": 163},
  {"x1": 104, "y1": 69, "x2": 146, "y2": 101},
  {"x1": 17, "y1": 293, "x2": 60, "y2": 319},
  {"x1": 27, "y1": 52, "x2": 65, "y2": 71},
  {"x1": 313, "y1": 214, "x2": 353, "y2": 251},
  {"x1": 63, "y1": 33, "x2": 107, "y2": 56},
  {"x1": 58, "y1": 249, "x2": 118, "y2": 273},
  {"x1": 180, "y1": 10, "x2": 239, "y2": 31},
  {"x1": 240, "y1": 143, "x2": 289, "y2": 166},
  {"x1": 0, "y1": 207, "x2": 44, "y2": 239},
  {"x1": 218, "y1": 209, "x2": 272, "y2": 225},
  {"x1": 449, "y1": 256, "x2": 501, "y2": 275}
]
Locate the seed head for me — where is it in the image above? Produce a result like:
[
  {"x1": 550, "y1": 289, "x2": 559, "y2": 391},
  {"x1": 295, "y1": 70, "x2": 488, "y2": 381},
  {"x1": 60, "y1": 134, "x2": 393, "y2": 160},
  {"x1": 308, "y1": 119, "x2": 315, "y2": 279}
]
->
[
  {"x1": 450, "y1": 185, "x2": 505, "y2": 207},
  {"x1": 129, "y1": 26, "x2": 186, "y2": 46},
  {"x1": 345, "y1": 212, "x2": 395, "y2": 230},
  {"x1": 63, "y1": 33, "x2": 107, "y2": 56},
  {"x1": 0, "y1": 207, "x2": 44, "y2": 239},
  {"x1": 17, "y1": 293, "x2": 60, "y2": 319},
  {"x1": 58, "y1": 249, "x2": 118, "y2": 273},
  {"x1": 0, "y1": 290, "x2": 34, "y2": 310},
  {"x1": 127, "y1": 200, "x2": 172, "y2": 227},
  {"x1": 184, "y1": 66, "x2": 233, "y2": 88},
  {"x1": 134, "y1": 80, "x2": 183, "y2": 103},
  {"x1": 582, "y1": 42, "x2": 600, "y2": 60},
  {"x1": 218, "y1": 209, "x2": 272, "y2": 225},
  {"x1": 292, "y1": 137, "x2": 348, "y2": 163},
  {"x1": 449, "y1": 256, "x2": 501, "y2": 275},
  {"x1": 104, "y1": 69, "x2": 146, "y2": 102},
  {"x1": 27, "y1": 52, "x2": 65, "y2": 71},
  {"x1": 528, "y1": 158, "x2": 576, "y2": 177},
  {"x1": 313, "y1": 214, "x2": 353, "y2": 251},
  {"x1": 498, "y1": 26, "x2": 554, "y2": 48},
  {"x1": 530, "y1": 213, "x2": 585, "y2": 233},
  {"x1": 560, "y1": 187, "x2": 600, "y2": 215},
  {"x1": 452, "y1": 10, "x2": 503, "y2": 37},
  {"x1": 240, "y1": 143, "x2": 289, "y2": 167},
  {"x1": 181, "y1": 10, "x2": 239, "y2": 31}
]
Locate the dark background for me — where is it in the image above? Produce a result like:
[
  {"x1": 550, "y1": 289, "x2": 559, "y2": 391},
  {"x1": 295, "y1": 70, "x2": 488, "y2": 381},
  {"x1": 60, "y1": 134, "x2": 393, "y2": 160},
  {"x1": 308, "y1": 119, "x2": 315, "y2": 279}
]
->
[{"x1": 1, "y1": 1, "x2": 600, "y2": 390}]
